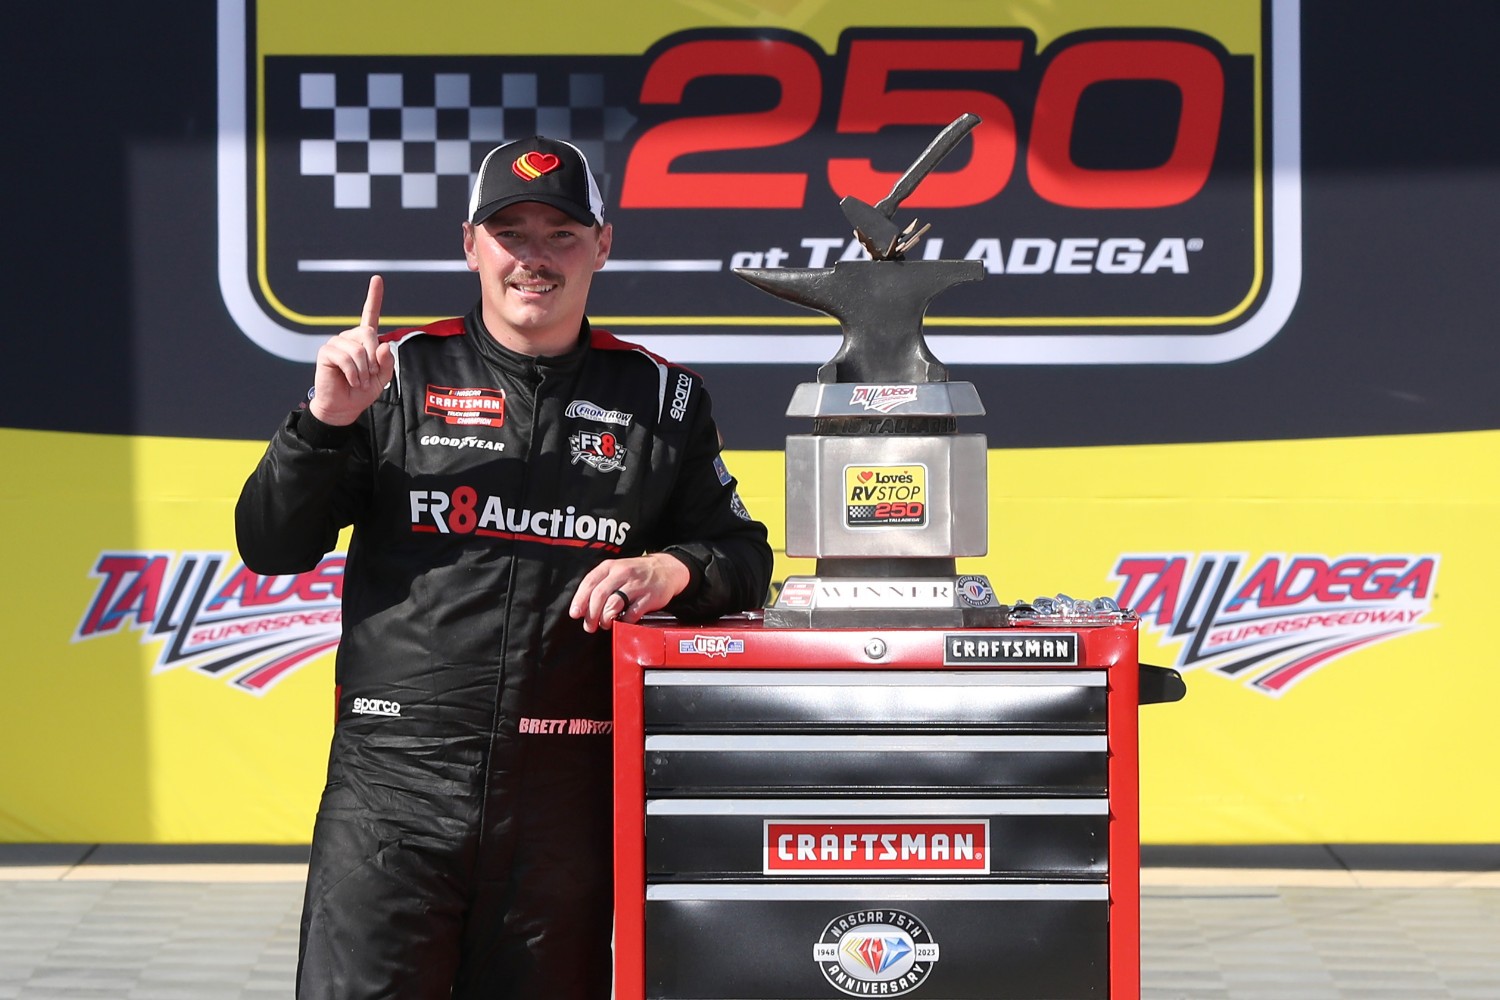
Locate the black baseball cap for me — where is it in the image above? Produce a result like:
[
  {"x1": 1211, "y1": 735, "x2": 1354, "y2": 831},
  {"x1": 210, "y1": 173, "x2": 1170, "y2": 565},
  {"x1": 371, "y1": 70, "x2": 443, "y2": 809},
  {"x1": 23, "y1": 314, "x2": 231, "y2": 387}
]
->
[{"x1": 467, "y1": 136, "x2": 605, "y2": 227}]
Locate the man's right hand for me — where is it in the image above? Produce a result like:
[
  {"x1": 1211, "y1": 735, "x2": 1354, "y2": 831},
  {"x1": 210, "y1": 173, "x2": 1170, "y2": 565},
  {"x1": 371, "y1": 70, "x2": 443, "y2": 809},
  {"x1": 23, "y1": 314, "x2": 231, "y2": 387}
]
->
[{"x1": 309, "y1": 275, "x2": 397, "y2": 426}]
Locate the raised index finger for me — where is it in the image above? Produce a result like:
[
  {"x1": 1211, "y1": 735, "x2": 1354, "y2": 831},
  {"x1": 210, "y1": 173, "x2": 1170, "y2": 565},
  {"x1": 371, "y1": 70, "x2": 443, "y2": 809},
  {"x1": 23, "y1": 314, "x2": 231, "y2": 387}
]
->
[{"x1": 360, "y1": 275, "x2": 384, "y2": 330}]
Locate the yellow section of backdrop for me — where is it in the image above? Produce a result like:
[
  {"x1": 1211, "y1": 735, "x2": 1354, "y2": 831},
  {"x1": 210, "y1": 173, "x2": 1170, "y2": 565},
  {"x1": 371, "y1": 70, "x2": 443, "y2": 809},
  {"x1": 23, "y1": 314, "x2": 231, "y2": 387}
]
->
[
  {"x1": 1, "y1": 426, "x2": 1494, "y2": 842},
  {"x1": 972, "y1": 431, "x2": 1497, "y2": 844},
  {"x1": 256, "y1": 0, "x2": 1262, "y2": 57}
]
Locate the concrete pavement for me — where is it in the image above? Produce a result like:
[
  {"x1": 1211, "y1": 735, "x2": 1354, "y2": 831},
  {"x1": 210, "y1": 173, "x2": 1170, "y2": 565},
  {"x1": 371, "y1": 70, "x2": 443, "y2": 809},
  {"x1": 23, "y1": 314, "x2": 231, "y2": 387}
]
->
[{"x1": 2, "y1": 844, "x2": 1496, "y2": 999}]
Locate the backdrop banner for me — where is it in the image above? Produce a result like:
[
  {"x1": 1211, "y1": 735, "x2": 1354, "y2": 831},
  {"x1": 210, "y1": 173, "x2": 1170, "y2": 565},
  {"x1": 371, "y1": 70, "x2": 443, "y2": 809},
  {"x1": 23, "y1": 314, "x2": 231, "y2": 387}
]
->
[
  {"x1": 6, "y1": 429, "x2": 1493, "y2": 842},
  {"x1": 4, "y1": 0, "x2": 1499, "y2": 843}
]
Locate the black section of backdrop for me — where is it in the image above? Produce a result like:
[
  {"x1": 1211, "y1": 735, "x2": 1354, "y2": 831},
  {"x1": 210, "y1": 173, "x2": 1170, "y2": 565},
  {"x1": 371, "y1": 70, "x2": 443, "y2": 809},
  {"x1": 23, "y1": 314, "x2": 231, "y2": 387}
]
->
[{"x1": 4, "y1": 3, "x2": 1499, "y2": 450}]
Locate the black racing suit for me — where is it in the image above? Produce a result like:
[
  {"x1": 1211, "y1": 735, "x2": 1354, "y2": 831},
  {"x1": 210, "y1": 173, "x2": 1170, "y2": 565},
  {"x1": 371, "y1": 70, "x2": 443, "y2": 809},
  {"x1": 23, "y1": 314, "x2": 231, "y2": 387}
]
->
[{"x1": 235, "y1": 308, "x2": 772, "y2": 1000}]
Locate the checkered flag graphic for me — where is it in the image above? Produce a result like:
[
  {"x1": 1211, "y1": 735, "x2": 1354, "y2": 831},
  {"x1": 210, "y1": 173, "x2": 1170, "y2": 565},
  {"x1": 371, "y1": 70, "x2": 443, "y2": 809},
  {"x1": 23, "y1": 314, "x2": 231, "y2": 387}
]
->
[{"x1": 298, "y1": 70, "x2": 635, "y2": 210}]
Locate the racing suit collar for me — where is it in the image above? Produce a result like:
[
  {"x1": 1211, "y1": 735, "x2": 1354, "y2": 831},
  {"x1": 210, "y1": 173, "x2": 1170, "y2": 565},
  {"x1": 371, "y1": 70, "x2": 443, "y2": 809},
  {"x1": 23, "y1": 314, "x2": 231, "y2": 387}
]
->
[{"x1": 465, "y1": 303, "x2": 590, "y2": 381}]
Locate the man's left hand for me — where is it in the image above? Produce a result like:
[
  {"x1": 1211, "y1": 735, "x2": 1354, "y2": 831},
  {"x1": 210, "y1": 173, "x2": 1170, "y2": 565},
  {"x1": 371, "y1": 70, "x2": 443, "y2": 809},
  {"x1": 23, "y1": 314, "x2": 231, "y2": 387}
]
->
[{"x1": 569, "y1": 552, "x2": 692, "y2": 633}]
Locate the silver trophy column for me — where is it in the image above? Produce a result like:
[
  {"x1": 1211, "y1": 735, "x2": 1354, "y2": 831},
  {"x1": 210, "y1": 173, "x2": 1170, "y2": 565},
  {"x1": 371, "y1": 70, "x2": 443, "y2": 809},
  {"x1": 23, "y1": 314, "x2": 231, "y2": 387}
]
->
[{"x1": 738, "y1": 115, "x2": 1008, "y2": 628}]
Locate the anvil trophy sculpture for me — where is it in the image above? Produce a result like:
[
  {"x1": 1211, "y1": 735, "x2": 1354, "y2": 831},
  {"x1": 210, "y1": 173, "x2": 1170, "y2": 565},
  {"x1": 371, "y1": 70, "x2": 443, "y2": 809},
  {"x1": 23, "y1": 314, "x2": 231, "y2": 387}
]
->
[{"x1": 741, "y1": 113, "x2": 1008, "y2": 628}]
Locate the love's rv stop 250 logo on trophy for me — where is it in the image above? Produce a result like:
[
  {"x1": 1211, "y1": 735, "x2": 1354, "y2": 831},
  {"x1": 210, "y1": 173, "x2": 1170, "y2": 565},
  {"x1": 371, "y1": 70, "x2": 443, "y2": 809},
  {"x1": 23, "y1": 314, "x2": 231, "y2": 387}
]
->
[
  {"x1": 218, "y1": 0, "x2": 1300, "y2": 366},
  {"x1": 845, "y1": 465, "x2": 927, "y2": 527}
]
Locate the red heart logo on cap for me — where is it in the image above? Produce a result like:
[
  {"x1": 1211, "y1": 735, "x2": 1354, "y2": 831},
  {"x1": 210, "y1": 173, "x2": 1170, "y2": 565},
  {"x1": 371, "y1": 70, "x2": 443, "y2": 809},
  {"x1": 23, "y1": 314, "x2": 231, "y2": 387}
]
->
[
  {"x1": 858, "y1": 471, "x2": 873, "y2": 482},
  {"x1": 512, "y1": 151, "x2": 562, "y2": 181}
]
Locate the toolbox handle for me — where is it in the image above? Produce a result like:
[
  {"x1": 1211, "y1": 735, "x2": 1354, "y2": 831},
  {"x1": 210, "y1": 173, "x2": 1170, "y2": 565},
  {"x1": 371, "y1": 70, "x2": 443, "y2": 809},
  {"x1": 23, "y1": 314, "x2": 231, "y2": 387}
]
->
[{"x1": 1139, "y1": 664, "x2": 1187, "y2": 705}]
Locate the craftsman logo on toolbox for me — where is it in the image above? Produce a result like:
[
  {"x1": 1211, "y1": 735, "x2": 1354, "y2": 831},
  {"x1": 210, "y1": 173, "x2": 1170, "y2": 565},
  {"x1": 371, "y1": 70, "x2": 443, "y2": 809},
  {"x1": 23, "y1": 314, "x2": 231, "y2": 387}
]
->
[
  {"x1": 221, "y1": 0, "x2": 1299, "y2": 367},
  {"x1": 945, "y1": 632, "x2": 1079, "y2": 665},
  {"x1": 1113, "y1": 552, "x2": 1439, "y2": 696},
  {"x1": 814, "y1": 909, "x2": 940, "y2": 998},
  {"x1": 678, "y1": 634, "x2": 745, "y2": 657},
  {"x1": 425, "y1": 386, "x2": 505, "y2": 428},
  {"x1": 767, "y1": 821, "x2": 988, "y2": 875},
  {"x1": 845, "y1": 465, "x2": 927, "y2": 527}
]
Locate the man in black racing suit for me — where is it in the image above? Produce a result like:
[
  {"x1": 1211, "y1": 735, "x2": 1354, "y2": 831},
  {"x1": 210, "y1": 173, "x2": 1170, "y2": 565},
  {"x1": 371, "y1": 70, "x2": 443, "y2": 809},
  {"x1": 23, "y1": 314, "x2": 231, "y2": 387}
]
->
[{"x1": 235, "y1": 136, "x2": 773, "y2": 1000}]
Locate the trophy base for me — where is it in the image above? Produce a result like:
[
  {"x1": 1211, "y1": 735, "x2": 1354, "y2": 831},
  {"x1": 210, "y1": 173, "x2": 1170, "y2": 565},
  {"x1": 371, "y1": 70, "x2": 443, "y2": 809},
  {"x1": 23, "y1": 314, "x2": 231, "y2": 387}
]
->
[{"x1": 764, "y1": 574, "x2": 1009, "y2": 629}]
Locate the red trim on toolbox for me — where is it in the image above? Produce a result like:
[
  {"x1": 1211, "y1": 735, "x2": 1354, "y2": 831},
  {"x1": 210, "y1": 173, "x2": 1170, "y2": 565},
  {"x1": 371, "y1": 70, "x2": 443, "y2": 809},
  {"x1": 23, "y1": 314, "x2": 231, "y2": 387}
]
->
[
  {"x1": 1105, "y1": 621, "x2": 1143, "y2": 1000},
  {"x1": 611, "y1": 623, "x2": 655, "y2": 1000},
  {"x1": 610, "y1": 619, "x2": 1146, "y2": 1000}
]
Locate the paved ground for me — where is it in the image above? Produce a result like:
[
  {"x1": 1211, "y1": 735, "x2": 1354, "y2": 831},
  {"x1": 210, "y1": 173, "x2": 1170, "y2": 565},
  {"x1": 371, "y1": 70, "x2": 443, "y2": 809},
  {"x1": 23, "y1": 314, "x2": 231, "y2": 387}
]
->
[{"x1": 1, "y1": 844, "x2": 1496, "y2": 999}]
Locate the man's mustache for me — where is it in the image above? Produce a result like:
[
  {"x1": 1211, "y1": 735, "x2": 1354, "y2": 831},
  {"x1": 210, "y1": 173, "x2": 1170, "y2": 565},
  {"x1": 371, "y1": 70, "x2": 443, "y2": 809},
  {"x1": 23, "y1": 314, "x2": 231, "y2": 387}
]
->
[{"x1": 507, "y1": 270, "x2": 563, "y2": 286}]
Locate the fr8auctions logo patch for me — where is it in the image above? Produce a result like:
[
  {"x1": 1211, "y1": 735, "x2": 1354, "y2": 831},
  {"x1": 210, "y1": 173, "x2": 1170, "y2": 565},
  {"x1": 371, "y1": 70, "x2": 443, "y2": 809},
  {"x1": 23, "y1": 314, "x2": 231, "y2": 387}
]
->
[
  {"x1": 813, "y1": 909, "x2": 940, "y2": 997},
  {"x1": 845, "y1": 465, "x2": 927, "y2": 527}
]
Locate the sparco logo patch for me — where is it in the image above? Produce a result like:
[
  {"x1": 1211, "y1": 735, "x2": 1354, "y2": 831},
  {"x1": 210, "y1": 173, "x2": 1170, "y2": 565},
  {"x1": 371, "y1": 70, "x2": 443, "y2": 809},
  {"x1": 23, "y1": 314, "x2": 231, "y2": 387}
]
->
[
  {"x1": 352, "y1": 697, "x2": 401, "y2": 717},
  {"x1": 767, "y1": 821, "x2": 988, "y2": 875},
  {"x1": 668, "y1": 372, "x2": 693, "y2": 421},
  {"x1": 76, "y1": 551, "x2": 344, "y2": 695},
  {"x1": 678, "y1": 634, "x2": 745, "y2": 657},
  {"x1": 1113, "y1": 552, "x2": 1439, "y2": 696},
  {"x1": 814, "y1": 909, "x2": 940, "y2": 998},
  {"x1": 850, "y1": 386, "x2": 918, "y2": 413},
  {"x1": 410, "y1": 488, "x2": 631, "y2": 549},
  {"x1": 569, "y1": 429, "x2": 626, "y2": 472},
  {"x1": 425, "y1": 385, "x2": 505, "y2": 428}
]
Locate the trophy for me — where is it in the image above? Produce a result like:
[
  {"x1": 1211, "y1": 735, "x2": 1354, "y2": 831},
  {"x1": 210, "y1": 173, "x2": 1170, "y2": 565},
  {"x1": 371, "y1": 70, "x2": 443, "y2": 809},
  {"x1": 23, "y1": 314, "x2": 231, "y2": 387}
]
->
[{"x1": 740, "y1": 114, "x2": 1008, "y2": 627}]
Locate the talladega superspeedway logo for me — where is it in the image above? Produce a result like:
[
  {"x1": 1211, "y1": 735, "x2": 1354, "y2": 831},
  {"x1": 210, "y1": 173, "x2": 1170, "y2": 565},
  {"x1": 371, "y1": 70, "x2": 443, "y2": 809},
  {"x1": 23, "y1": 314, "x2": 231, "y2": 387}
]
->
[
  {"x1": 75, "y1": 551, "x2": 343, "y2": 695},
  {"x1": 1112, "y1": 552, "x2": 1438, "y2": 696}
]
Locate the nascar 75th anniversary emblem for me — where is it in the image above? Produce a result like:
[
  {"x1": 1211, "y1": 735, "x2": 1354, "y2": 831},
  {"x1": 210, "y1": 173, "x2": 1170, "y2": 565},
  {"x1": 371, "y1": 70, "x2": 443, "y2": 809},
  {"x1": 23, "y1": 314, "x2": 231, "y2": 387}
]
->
[
  {"x1": 815, "y1": 909, "x2": 940, "y2": 998},
  {"x1": 218, "y1": 0, "x2": 1300, "y2": 366}
]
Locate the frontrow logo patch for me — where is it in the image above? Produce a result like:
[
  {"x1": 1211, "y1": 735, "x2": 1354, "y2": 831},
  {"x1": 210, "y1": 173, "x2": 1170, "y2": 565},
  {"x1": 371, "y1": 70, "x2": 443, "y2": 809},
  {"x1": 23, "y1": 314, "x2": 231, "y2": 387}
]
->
[
  {"x1": 409, "y1": 488, "x2": 630, "y2": 549},
  {"x1": 767, "y1": 821, "x2": 988, "y2": 875},
  {"x1": 565, "y1": 399, "x2": 633, "y2": 427},
  {"x1": 1113, "y1": 552, "x2": 1439, "y2": 696},
  {"x1": 220, "y1": 0, "x2": 1300, "y2": 366},
  {"x1": 76, "y1": 551, "x2": 344, "y2": 695},
  {"x1": 814, "y1": 909, "x2": 940, "y2": 998}
]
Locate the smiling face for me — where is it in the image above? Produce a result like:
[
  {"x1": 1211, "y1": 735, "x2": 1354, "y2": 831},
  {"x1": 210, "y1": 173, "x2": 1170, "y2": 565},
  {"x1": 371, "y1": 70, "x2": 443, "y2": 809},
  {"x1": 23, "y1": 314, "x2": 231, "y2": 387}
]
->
[{"x1": 462, "y1": 201, "x2": 613, "y2": 356}]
